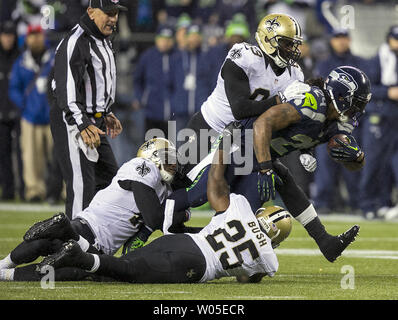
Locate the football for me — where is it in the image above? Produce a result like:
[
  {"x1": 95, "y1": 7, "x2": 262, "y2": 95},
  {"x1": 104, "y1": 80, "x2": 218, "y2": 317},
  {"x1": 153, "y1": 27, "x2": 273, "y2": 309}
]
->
[{"x1": 327, "y1": 134, "x2": 349, "y2": 157}]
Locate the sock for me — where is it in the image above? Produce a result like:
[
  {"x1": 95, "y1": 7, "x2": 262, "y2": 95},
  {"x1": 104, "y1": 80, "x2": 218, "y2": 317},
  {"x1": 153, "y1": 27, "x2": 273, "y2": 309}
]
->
[
  {"x1": 0, "y1": 268, "x2": 15, "y2": 281},
  {"x1": 304, "y1": 216, "x2": 332, "y2": 245},
  {"x1": 87, "y1": 254, "x2": 100, "y2": 273},
  {"x1": 295, "y1": 204, "x2": 318, "y2": 227},
  {"x1": 0, "y1": 254, "x2": 17, "y2": 269},
  {"x1": 77, "y1": 236, "x2": 90, "y2": 252}
]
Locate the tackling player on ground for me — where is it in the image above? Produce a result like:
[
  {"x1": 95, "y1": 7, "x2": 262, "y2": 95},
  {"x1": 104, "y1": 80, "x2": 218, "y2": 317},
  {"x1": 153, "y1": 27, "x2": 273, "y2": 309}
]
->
[
  {"x1": 0, "y1": 138, "x2": 191, "y2": 281},
  {"x1": 21, "y1": 140, "x2": 293, "y2": 284}
]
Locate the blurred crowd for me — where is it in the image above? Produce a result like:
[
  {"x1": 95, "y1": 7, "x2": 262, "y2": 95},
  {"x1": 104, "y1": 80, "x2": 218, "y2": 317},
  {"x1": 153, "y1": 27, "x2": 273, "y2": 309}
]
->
[{"x1": 0, "y1": 0, "x2": 397, "y2": 219}]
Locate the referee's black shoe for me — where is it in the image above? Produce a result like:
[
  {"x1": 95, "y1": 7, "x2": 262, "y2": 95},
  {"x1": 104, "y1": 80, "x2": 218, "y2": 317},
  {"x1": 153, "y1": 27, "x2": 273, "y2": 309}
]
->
[
  {"x1": 24, "y1": 213, "x2": 79, "y2": 242},
  {"x1": 320, "y1": 225, "x2": 360, "y2": 262}
]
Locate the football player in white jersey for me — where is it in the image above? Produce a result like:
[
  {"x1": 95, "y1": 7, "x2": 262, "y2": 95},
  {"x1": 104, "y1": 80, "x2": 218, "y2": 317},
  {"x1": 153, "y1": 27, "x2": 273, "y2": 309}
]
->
[
  {"x1": 180, "y1": 13, "x2": 304, "y2": 176},
  {"x1": 0, "y1": 138, "x2": 192, "y2": 281},
  {"x1": 4, "y1": 140, "x2": 291, "y2": 284}
]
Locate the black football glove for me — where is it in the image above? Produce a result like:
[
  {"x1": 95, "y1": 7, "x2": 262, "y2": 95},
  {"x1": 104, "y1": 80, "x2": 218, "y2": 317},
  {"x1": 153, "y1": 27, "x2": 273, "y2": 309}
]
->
[
  {"x1": 255, "y1": 161, "x2": 279, "y2": 202},
  {"x1": 330, "y1": 135, "x2": 363, "y2": 162}
]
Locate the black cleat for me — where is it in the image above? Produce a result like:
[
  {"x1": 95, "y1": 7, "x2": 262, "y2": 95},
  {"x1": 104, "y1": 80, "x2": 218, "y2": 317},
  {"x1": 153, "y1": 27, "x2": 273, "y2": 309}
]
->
[
  {"x1": 37, "y1": 240, "x2": 85, "y2": 272},
  {"x1": 320, "y1": 225, "x2": 360, "y2": 262},
  {"x1": 24, "y1": 213, "x2": 77, "y2": 242}
]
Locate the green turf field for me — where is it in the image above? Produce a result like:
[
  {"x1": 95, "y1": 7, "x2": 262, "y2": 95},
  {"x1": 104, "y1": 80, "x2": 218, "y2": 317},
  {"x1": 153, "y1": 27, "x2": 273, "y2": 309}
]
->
[{"x1": 0, "y1": 207, "x2": 397, "y2": 300}]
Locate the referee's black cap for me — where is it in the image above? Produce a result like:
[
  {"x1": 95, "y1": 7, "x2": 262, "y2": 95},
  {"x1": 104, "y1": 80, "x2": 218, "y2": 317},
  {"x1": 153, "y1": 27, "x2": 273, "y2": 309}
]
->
[{"x1": 89, "y1": 0, "x2": 128, "y2": 13}]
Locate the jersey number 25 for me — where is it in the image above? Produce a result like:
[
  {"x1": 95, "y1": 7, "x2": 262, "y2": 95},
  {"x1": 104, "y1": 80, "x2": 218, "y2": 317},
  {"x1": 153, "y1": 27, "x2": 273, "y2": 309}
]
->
[{"x1": 205, "y1": 219, "x2": 259, "y2": 270}]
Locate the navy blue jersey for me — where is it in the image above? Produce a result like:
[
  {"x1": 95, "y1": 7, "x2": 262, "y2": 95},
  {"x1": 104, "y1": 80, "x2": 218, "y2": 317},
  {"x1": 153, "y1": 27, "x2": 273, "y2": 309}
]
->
[{"x1": 240, "y1": 85, "x2": 355, "y2": 160}]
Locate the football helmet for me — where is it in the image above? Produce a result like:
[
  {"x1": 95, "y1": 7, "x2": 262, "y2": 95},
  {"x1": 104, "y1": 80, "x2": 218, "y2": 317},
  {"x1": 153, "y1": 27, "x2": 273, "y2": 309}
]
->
[
  {"x1": 325, "y1": 66, "x2": 372, "y2": 126},
  {"x1": 137, "y1": 138, "x2": 178, "y2": 183},
  {"x1": 255, "y1": 13, "x2": 303, "y2": 68},
  {"x1": 255, "y1": 205, "x2": 292, "y2": 248}
]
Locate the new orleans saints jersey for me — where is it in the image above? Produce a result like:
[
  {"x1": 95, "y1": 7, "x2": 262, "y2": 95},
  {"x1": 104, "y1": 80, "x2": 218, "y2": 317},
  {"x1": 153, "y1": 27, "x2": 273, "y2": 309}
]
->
[
  {"x1": 188, "y1": 193, "x2": 278, "y2": 282},
  {"x1": 241, "y1": 85, "x2": 355, "y2": 160},
  {"x1": 75, "y1": 158, "x2": 170, "y2": 255},
  {"x1": 201, "y1": 42, "x2": 304, "y2": 133}
]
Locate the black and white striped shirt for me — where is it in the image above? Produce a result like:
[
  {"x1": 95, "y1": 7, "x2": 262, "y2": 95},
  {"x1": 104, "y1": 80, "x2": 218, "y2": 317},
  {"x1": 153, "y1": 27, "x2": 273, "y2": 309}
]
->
[{"x1": 50, "y1": 13, "x2": 116, "y2": 131}]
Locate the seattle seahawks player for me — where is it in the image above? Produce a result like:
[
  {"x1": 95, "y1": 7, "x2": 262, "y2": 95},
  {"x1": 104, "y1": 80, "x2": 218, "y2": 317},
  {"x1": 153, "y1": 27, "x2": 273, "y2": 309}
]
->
[
  {"x1": 0, "y1": 138, "x2": 188, "y2": 281},
  {"x1": 167, "y1": 66, "x2": 369, "y2": 262},
  {"x1": 181, "y1": 13, "x2": 305, "y2": 175},
  {"x1": 32, "y1": 142, "x2": 291, "y2": 284}
]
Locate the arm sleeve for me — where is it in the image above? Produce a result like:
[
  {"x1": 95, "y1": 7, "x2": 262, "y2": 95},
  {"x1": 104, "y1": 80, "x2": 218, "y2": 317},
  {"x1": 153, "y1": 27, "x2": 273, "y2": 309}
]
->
[
  {"x1": 54, "y1": 37, "x2": 91, "y2": 131},
  {"x1": 118, "y1": 180, "x2": 164, "y2": 231},
  {"x1": 222, "y1": 58, "x2": 279, "y2": 120}
]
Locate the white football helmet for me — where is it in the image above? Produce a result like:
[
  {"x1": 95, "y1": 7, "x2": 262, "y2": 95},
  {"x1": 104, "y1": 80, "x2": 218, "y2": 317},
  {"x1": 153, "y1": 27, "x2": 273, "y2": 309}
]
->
[
  {"x1": 255, "y1": 205, "x2": 292, "y2": 248},
  {"x1": 137, "y1": 138, "x2": 178, "y2": 183}
]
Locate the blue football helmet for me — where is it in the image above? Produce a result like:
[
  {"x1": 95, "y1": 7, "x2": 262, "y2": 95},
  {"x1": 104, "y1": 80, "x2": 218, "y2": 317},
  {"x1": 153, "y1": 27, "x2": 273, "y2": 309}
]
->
[{"x1": 325, "y1": 66, "x2": 372, "y2": 126}]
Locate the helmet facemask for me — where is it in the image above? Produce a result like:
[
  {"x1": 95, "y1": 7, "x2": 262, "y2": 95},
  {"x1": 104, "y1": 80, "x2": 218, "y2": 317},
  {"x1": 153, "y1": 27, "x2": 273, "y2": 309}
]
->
[
  {"x1": 271, "y1": 36, "x2": 302, "y2": 68},
  {"x1": 157, "y1": 147, "x2": 178, "y2": 184}
]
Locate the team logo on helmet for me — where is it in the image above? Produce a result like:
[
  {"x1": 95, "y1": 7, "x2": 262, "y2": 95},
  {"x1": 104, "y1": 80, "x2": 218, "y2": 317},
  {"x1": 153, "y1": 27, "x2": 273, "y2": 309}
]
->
[
  {"x1": 328, "y1": 69, "x2": 358, "y2": 92},
  {"x1": 111, "y1": 0, "x2": 120, "y2": 4},
  {"x1": 141, "y1": 140, "x2": 155, "y2": 151},
  {"x1": 265, "y1": 17, "x2": 280, "y2": 33}
]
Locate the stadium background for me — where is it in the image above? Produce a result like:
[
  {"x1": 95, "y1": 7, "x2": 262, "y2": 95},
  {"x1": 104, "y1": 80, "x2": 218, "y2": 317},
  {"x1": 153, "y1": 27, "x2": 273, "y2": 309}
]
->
[{"x1": 0, "y1": 0, "x2": 397, "y2": 218}]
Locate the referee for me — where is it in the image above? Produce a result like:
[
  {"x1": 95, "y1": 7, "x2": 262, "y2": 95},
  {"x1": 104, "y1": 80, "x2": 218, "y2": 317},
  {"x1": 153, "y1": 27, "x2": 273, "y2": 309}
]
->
[{"x1": 48, "y1": 0, "x2": 127, "y2": 219}]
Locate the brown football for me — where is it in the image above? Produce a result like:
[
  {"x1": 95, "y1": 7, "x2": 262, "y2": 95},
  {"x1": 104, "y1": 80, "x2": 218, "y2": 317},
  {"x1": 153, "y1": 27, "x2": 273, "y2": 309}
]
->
[{"x1": 327, "y1": 134, "x2": 349, "y2": 156}]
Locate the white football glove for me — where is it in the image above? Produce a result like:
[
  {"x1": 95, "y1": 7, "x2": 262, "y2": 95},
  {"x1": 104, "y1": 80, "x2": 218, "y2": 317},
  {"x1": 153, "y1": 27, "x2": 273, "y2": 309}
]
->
[
  {"x1": 279, "y1": 80, "x2": 311, "y2": 102},
  {"x1": 299, "y1": 153, "x2": 317, "y2": 172}
]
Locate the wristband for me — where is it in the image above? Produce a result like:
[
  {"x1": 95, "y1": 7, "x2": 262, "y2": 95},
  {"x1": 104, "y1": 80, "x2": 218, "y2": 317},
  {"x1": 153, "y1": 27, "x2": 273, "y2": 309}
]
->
[{"x1": 258, "y1": 161, "x2": 273, "y2": 171}]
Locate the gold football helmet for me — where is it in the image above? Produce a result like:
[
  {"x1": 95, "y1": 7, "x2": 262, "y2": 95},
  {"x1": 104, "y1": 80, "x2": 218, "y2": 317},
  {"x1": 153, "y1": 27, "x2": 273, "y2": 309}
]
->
[
  {"x1": 255, "y1": 13, "x2": 303, "y2": 68},
  {"x1": 256, "y1": 205, "x2": 292, "y2": 248},
  {"x1": 137, "y1": 138, "x2": 178, "y2": 183}
]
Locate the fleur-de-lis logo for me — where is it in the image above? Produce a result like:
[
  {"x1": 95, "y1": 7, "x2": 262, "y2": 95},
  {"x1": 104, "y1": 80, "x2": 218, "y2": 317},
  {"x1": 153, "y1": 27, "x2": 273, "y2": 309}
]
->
[
  {"x1": 142, "y1": 140, "x2": 155, "y2": 151},
  {"x1": 265, "y1": 17, "x2": 280, "y2": 33},
  {"x1": 136, "y1": 161, "x2": 151, "y2": 177},
  {"x1": 186, "y1": 269, "x2": 196, "y2": 279},
  {"x1": 230, "y1": 48, "x2": 242, "y2": 60}
]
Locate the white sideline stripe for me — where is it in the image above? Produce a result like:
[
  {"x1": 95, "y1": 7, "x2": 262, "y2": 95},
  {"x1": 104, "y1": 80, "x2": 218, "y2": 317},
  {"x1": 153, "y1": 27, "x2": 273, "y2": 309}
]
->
[
  {"x1": 275, "y1": 248, "x2": 398, "y2": 260},
  {"x1": 287, "y1": 237, "x2": 398, "y2": 242},
  {"x1": 0, "y1": 203, "x2": 64, "y2": 212}
]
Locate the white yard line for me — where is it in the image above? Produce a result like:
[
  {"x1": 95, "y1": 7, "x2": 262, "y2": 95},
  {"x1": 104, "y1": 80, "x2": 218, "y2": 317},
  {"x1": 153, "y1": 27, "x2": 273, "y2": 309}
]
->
[{"x1": 275, "y1": 248, "x2": 398, "y2": 260}]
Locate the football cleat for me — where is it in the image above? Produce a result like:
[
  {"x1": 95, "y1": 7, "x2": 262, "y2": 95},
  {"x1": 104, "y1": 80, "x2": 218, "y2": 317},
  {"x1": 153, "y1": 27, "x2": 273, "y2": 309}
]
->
[
  {"x1": 24, "y1": 212, "x2": 78, "y2": 242},
  {"x1": 320, "y1": 225, "x2": 360, "y2": 262},
  {"x1": 37, "y1": 240, "x2": 85, "y2": 272}
]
